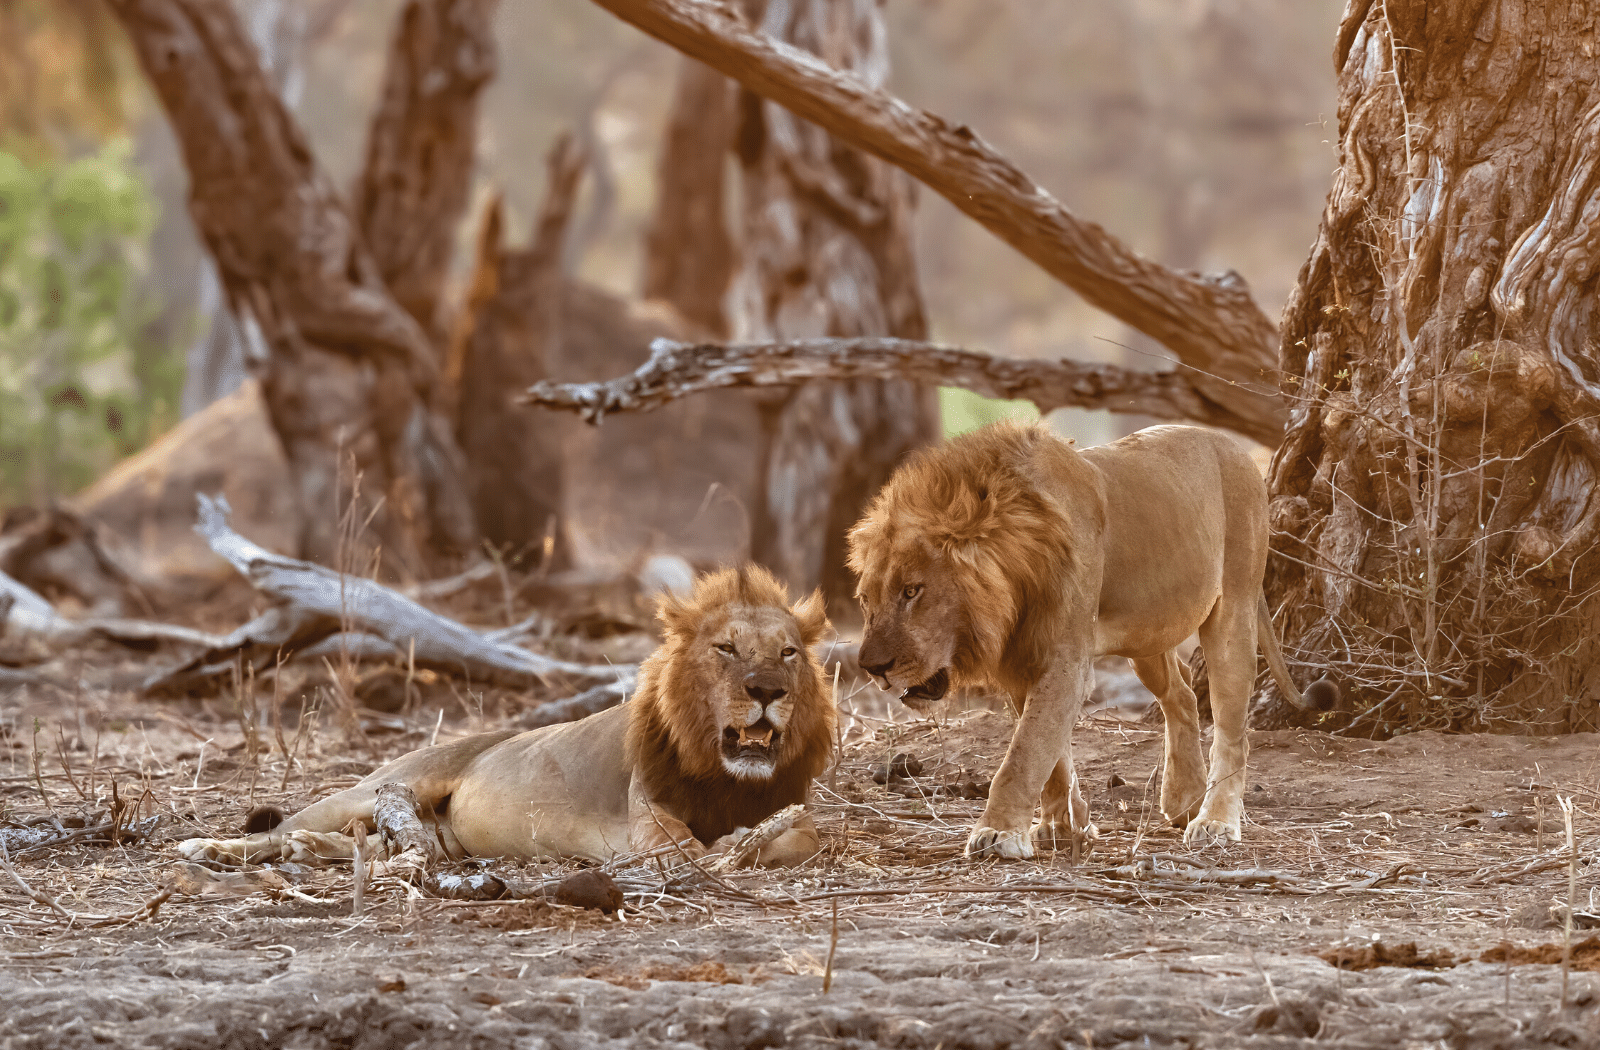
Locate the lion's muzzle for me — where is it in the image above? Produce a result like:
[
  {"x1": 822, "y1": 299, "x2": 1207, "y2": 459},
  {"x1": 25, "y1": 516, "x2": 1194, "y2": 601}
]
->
[
  {"x1": 899, "y1": 668, "x2": 950, "y2": 710},
  {"x1": 722, "y1": 719, "x2": 782, "y2": 779}
]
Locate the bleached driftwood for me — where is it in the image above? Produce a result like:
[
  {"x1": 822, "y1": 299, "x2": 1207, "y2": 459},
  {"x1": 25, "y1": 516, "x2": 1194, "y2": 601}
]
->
[
  {"x1": 372, "y1": 783, "x2": 443, "y2": 866},
  {"x1": 524, "y1": 338, "x2": 1233, "y2": 432},
  {"x1": 144, "y1": 495, "x2": 628, "y2": 694}
]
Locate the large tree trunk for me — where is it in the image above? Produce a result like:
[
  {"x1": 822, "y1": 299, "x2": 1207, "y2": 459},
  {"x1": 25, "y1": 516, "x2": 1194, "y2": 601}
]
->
[
  {"x1": 729, "y1": 0, "x2": 937, "y2": 613},
  {"x1": 640, "y1": 56, "x2": 737, "y2": 337},
  {"x1": 351, "y1": 0, "x2": 497, "y2": 345},
  {"x1": 1267, "y1": 0, "x2": 1600, "y2": 734},
  {"x1": 446, "y1": 139, "x2": 585, "y2": 563},
  {"x1": 109, "y1": 0, "x2": 476, "y2": 577}
]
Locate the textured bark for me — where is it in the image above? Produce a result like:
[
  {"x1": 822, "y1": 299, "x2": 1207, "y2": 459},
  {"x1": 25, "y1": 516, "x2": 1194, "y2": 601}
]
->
[
  {"x1": 447, "y1": 138, "x2": 584, "y2": 561},
  {"x1": 1267, "y1": 0, "x2": 1600, "y2": 733},
  {"x1": 524, "y1": 338, "x2": 1234, "y2": 427},
  {"x1": 109, "y1": 0, "x2": 476, "y2": 575},
  {"x1": 724, "y1": 0, "x2": 937, "y2": 611},
  {"x1": 641, "y1": 56, "x2": 738, "y2": 337},
  {"x1": 352, "y1": 0, "x2": 497, "y2": 344},
  {"x1": 582, "y1": 0, "x2": 1288, "y2": 445}
]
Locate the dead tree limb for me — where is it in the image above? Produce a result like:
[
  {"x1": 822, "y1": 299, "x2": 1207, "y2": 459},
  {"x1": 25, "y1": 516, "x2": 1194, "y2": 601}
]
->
[
  {"x1": 372, "y1": 783, "x2": 443, "y2": 866},
  {"x1": 524, "y1": 337, "x2": 1247, "y2": 432},
  {"x1": 579, "y1": 0, "x2": 1287, "y2": 446},
  {"x1": 142, "y1": 495, "x2": 626, "y2": 693}
]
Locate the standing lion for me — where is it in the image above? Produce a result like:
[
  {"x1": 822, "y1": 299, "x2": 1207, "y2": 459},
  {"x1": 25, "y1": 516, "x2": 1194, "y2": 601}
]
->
[
  {"x1": 180, "y1": 567, "x2": 835, "y2": 868},
  {"x1": 848, "y1": 421, "x2": 1309, "y2": 860}
]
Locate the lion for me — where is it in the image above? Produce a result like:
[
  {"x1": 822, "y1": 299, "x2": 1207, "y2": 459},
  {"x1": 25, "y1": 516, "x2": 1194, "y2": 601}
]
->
[
  {"x1": 179, "y1": 567, "x2": 835, "y2": 868},
  {"x1": 847, "y1": 421, "x2": 1310, "y2": 860}
]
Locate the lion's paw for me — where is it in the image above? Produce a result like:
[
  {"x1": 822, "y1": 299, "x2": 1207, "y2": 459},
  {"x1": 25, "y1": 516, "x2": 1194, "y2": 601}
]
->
[
  {"x1": 1181, "y1": 818, "x2": 1241, "y2": 847},
  {"x1": 965, "y1": 825, "x2": 1034, "y2": 860},
  {"x1": 177, "y1": 837, "x2": 243, "y2": 863},
  {"x1": 1031, "y1": 820, "x2": 1100, "y2": 860}
]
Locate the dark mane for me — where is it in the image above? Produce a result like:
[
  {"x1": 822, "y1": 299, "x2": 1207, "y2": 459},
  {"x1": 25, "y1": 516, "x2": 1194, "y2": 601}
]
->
[{"x1": 624, "y1": 565, "x2": 833, "y2": 843}]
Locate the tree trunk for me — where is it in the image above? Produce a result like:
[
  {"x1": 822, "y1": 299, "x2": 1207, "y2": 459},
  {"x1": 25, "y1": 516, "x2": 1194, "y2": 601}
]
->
[
  {"x1": 351, "y1": 0, "x2": 497, "y2": 345},
  {"x1": 179, "y1": 0, "x2": 305, "y2": 418},
  {"x1": 640, "y1": 56, "x2": 737, "y2": 337},
  {"x1": 1267, "y1": 0, "x2": 1600, "y2": 734},
  {"x1": 728, "y1": 0, "x2": 937, "y2": 613},
  {"x1": 446, "y1": 138, "x2": 584, "y2": 563},
  {"x1": 109, "y1": 0, "x2": 476, "y2": 577}
]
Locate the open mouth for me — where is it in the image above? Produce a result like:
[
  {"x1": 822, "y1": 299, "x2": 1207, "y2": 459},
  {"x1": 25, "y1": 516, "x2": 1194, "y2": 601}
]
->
[
  {"x1": 722, "y1": 725, "x2": 782, "y2": 763},
  {"x1": 900, "y1": 668, "x2": 950, "y2": 705}
]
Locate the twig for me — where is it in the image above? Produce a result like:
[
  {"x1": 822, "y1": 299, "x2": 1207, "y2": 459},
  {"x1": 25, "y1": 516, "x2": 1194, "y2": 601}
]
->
[
  {"x1": 1560, "y1": 794, "x2": 1576, "y2": 1009},
  {"x1": 0, "y1": 838, "x2": 71, "y2": 919},
  {"x1": 823, "y1": 896, "x2": 839, "y2": 994}
]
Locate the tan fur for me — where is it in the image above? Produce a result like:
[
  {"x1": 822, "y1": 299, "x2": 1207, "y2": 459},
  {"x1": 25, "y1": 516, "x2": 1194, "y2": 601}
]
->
[
  {"x1": 178, "y1": 567, "x2": 834, "y2": 868},
  {"x1": 849, "y1": 421, "x2": 1308, "y2": 860}
]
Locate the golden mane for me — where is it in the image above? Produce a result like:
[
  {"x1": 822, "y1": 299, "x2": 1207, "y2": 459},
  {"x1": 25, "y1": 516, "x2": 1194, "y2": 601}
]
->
[
  {"x1": 625, "y1": 566, "x2": 834, "y2": 844},
  {"x1": 847, "y1": 421, "x2": 1081, "y2": 698}
]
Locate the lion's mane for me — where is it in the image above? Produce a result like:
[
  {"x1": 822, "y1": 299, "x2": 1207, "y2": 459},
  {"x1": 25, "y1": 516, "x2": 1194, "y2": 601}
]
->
[
  {"x1": 847, "y1": 422, "x2": 1087, "y2": 699},
  {"x1": 624, "y1": 566, "x2": 834, "y2": 844}
]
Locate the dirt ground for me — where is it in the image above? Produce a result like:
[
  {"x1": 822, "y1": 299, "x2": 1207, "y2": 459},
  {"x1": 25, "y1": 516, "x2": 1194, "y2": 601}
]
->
[{"x1": 5, "y1": 643, "x2": 1600, "y2": 1049}]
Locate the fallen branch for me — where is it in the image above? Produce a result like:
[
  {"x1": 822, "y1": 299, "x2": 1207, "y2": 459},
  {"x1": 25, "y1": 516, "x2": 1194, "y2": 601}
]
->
[
  {"x1": 707, "y1": 803, "x2": 803, "y2": 873},
  {"x1": 578, "y1": 0, "x2": 1287, "y2": 445},
  {"x1": 524, "y1": 338, "x2": 1241, "y2": 432},
  {"x1": 372, "y1": 783, "x2": 442, "y2": 867},
  {"x1": 517, "y1": 674, "x2": 635, "y2": 730},
  {"x1": 0, "y1": 839, "x2": 72, "y2": 919},
  {"x1": 149, "y1": 494, "x2": 627, "y2": 690}
]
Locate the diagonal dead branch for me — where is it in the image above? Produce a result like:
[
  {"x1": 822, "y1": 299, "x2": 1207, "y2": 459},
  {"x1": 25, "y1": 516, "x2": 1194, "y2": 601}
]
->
[
  {"x1": 524, "y1": 338, "x2": 1255, "y2": 434},
  {"x1": 578, "y1": 0, "x2": 1287, "y2": 444}
]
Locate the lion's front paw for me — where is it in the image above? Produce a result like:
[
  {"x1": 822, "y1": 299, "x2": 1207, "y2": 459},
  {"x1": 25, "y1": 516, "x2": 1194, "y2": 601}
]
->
[
  {"x1": 177, "y1": 837, "x2": 245, "y2": 864},
  {"x1": 965, "y1": 825, "x2": 1034, "y2": 860},
  {"x1": 1181, "y1": 818, "x2": 1241, "y2": 846},
  {"x1": 1031, "y1": 820, "x2": 1100, "y2": 860}
]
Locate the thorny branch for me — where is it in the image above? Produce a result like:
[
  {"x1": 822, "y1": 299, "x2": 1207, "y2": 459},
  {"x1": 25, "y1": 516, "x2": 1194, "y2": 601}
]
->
[{"x1": 524, "y1": 338, "x2": 1255, "y2": 434}]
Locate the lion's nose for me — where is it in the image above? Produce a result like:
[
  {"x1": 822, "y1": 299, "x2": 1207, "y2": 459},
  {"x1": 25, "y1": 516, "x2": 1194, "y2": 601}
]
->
[
  {"x1": 743, "y1": 674, "x2": 787, "y2": 703},
  {"x1": 861, "y1": 657, "x2": 894, "y2": 678}
]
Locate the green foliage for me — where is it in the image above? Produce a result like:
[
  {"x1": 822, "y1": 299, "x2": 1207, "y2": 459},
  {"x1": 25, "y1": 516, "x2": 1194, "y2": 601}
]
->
[
  {"x1": 0, "y1": 142, "x2": 178, "y2": 505},
  {"x1": 939, "y1": 386, "x2": 1041, "y2": 439}
]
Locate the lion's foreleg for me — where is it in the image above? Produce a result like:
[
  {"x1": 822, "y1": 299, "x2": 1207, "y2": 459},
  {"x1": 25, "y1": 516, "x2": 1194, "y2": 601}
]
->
[
  {"x1": 967, "y1": 654, "x2": 1092, "y2": 861},
  {"x1": 752, "y1": 813, "x2": 821, "y2": 867},
  {"x1": 627, "y1": 779, "x2": 705, "y2": 858}
]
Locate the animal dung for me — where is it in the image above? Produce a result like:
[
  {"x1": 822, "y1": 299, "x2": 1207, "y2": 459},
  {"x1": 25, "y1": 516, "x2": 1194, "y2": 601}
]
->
[
  {"x1": 242, "y1": 805, "x2": 285, "y2": 834},
  {"x1": 554, "y1": 869, "x2": 624, "y2": 913},
  {"x1": 871, "y1": 752, "x2": 924, "y2": 783}
]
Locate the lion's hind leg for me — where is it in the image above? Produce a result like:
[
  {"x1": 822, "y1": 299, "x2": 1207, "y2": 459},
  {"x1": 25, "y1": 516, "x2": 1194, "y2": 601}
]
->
[
  {"x1": 1184, "y1": 598, "x2": 1257, "y2": 846},
  {"x1": 1033, "y1": 758, "x2": 1099, "y2": 861},
  {"x1": 1132, "y1": 650, "x2": 1207, "y2": 829}
]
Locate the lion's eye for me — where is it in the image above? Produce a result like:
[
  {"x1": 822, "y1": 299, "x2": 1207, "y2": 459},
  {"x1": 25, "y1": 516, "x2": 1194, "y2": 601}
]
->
[
  {"x1": 902, "y1": 584, "x2": 922, "y2": 601},
  {"x1": 781, "y1": 646, "x2": 797, "y2": 658},
  {"x1": 714, "y1": 642, "x2": 737, "y2": 656}
]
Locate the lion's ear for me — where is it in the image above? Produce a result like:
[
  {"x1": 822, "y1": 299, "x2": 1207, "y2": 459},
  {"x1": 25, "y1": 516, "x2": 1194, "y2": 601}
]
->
[
  {"x1": 791, "y1": 588, "x2": 829, "y2": 649},
  {"x1": 655, "y1": 590, "x2": 696, "y2": 639}
]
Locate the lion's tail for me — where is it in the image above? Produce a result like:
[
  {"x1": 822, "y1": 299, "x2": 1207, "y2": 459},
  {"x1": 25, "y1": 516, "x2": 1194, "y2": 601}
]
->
[{"x1": 1257, "y1": 594, "x2": 1313, "y2": 710}]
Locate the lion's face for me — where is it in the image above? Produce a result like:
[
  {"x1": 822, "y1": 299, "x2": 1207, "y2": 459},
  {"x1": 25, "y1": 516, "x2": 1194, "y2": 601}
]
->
[
  {"x1": 853, "y1": 539, "x2": 970, "y2": 711},
  {"x1": 649, "y1": 568, "x2": 832, "y2": 783}
]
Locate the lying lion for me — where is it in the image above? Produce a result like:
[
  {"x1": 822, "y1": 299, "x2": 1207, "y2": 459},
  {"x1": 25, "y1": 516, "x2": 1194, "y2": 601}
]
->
[
  {"x1": 181, "y1": 567, "x2": 834, "y2": 868},
  {"x1": 848, "y1": 421, "x2": 1311, "y2": 859}
]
